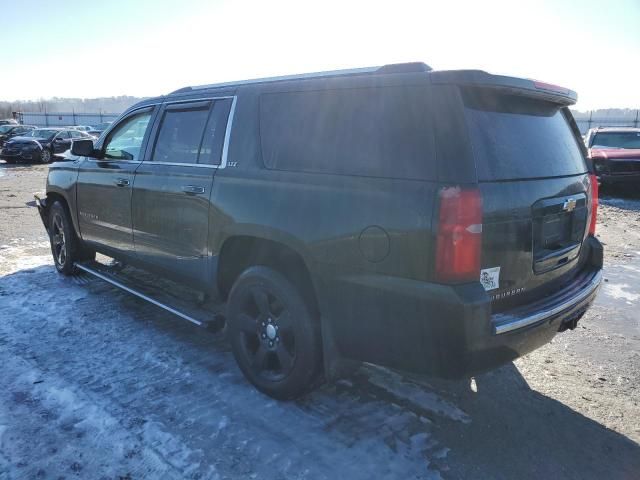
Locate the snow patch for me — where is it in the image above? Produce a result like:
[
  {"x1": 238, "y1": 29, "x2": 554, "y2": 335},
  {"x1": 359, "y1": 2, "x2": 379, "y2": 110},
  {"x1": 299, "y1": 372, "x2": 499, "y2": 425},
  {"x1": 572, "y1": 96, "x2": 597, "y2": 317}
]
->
[
  {"x1": 365, "y1": 366, "x2": 471, "y2": 424},
  {"x1": 604, "y1": 283, "x2": 640, "y2": 303}
]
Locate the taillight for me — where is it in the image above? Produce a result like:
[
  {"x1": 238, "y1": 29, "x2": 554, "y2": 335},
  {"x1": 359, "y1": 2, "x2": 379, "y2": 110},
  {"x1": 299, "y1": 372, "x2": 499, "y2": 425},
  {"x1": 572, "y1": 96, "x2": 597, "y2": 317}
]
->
[
  {"x1": 435, "y1": 187, "x2": 483, "y2": 282},
  {"x1": 589, "y1": 174, "x2": 599, "y2": 235}
]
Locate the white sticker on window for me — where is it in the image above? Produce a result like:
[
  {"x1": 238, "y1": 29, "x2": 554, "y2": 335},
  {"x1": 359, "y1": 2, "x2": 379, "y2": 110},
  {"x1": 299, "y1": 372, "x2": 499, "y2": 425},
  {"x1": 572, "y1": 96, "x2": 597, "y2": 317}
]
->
[{"x1": 480, "y1": 267, "x2": 500, "y2": 291}]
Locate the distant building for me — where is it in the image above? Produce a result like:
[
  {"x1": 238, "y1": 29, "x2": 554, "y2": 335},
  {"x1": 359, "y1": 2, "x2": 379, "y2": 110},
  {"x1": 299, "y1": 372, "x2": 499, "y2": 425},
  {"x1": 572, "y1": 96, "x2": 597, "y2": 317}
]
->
[{"x1": 16, "y1": 111, "x2": 120, "y2": 127}]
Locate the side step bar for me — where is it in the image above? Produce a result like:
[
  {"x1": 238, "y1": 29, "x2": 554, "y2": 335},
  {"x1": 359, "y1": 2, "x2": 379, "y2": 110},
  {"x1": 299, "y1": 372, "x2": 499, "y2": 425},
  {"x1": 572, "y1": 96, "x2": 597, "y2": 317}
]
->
[{"x1": 75, "y1": 261, "x2": 225, "y2": 328}]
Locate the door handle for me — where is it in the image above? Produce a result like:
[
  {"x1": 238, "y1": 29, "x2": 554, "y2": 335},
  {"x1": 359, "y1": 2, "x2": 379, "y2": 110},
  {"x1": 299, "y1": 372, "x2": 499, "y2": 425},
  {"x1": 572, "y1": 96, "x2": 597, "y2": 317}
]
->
[
  {"x1": 182, "y1": 185, "x2": 206, "y2": 195},
  {"x1": 115, "y1": 178, "x2": 130, "y2": 187}
]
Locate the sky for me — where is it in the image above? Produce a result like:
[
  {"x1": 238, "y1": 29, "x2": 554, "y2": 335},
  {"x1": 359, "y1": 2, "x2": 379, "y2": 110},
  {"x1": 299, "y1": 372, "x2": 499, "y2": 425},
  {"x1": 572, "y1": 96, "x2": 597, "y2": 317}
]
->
[{"x1": 0, "y1": 0, "x2": 638, "y2": 110}]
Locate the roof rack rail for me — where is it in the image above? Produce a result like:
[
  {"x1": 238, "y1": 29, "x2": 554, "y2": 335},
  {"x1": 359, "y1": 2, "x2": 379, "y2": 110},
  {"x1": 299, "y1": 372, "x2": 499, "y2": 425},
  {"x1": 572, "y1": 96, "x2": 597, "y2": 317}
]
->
[{"x1": 168, "y1": 62, "x2": 432, "y2": 95}]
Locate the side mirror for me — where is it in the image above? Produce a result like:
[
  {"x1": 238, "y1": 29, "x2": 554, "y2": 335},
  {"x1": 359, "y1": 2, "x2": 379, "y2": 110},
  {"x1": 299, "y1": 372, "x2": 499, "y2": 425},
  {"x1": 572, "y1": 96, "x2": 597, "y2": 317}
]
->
[{"x1": 71, "y1": 139, "x2": 97, "y2": 157}]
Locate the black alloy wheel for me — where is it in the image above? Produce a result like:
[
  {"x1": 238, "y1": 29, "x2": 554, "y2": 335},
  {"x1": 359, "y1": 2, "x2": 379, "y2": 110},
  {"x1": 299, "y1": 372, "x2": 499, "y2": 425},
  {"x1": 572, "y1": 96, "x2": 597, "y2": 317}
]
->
[{"x1": 227, "y1": 266, "x2": 322, "y2": 399}]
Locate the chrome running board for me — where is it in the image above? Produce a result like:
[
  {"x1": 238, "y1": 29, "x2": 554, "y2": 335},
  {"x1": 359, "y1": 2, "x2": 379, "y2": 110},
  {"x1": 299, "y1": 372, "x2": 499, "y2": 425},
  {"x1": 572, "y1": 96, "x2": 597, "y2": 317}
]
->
[{"x1": 75, "y1": 261, "x2": 224, "y2": 328}]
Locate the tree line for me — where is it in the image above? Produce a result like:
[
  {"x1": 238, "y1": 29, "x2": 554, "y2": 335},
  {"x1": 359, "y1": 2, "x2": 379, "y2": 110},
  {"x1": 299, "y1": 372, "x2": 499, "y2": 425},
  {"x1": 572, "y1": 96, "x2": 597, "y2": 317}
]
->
[{"x1": 0, "y1": 96, "x2": 145, "y2": 120}]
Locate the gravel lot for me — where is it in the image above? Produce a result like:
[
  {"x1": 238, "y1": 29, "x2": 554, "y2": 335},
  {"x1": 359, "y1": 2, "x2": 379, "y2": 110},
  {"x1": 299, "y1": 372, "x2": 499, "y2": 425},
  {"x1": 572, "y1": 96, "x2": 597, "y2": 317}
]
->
[{"x1": 0, "y1": 161, "x2": 638, "y2": 479}]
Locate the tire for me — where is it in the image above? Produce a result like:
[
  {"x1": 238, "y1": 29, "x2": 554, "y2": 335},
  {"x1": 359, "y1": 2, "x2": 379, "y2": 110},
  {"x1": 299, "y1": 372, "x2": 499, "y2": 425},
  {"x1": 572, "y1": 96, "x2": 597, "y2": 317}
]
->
[
  {"x1": 40, "y1": 148, "x2": 52, "y2": 164},
  {"x1": 48, "y1": 201, "x2": 94, "y2": 275},
  {"x1": 227, "y1": 266, "x2": 323, "y2": 400}
]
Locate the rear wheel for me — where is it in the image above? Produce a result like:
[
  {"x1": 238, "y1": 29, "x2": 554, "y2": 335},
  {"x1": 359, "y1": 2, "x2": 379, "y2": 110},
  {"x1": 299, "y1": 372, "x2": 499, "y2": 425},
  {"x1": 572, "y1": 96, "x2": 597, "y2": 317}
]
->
[
  {"x1": 227, "y1": 266, "x2": 322, "y2": 400},
  {"x1": 48, "y1": 201, "x2": 94, "y2": 275}
]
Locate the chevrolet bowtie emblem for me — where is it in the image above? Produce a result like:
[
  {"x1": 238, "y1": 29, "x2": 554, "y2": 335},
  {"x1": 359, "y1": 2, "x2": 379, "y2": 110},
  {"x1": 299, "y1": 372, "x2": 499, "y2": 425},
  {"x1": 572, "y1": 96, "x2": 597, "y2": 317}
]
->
[{"x1": 563, "y1": 198, "x2": 577, "y2": 212}]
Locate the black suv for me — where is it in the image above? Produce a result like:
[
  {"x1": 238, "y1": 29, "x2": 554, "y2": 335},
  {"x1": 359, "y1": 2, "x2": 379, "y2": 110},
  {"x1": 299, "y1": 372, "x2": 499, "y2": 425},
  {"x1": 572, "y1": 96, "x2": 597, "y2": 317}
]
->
[{"x1": 36, "y1": 63, "x2": 603, "y2": 399}]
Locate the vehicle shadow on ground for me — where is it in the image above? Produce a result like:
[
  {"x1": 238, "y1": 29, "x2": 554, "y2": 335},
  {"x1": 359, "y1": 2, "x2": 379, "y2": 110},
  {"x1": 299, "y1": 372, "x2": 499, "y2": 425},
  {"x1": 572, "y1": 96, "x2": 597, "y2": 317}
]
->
[
  {"x1": 2, "y1": 265, "x2": 639, "y2": 480},
  {"x1": 153, "y1": 304, "x2": 640, "y2": 479},
  {"x1": 99, "y1": 280, "x2": 640, "y2": 479},
  {"x1": 422, "y1": 365, "x2": 640, "y2": 479}
]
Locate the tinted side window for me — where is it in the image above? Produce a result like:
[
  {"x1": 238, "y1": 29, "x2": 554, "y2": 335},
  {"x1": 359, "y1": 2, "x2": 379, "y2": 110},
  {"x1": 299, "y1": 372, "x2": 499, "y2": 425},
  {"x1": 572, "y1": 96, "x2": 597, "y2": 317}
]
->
[
  {"x1": 104, "y1": 111, "x2": 152, "y2": 161},
  {"x1": 152, "y1": 104, "x2": 210, "y2": 164},
  {"x1": 57, "y1": 131, "x2": 71, "y2": 139},
  {"x1": 70, "y1": 130, "x2": 82, "y2": 138},
  {"x1": 260, "y1": 86, "x2": 435, "y2": 179},
  {"x1": 198, "y1": 99, "x2": 232, "y2": 165}
]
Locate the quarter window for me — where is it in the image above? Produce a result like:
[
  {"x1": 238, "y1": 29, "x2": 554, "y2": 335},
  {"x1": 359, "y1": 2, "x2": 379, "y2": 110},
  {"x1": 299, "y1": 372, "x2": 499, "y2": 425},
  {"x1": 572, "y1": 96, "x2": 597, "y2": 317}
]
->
[
  {"x1": 104, "y1": 111, "x2": 152, "y2": 161},
  {"x1": 260, "y1": 86, "x2": 435, "y2": 179}
]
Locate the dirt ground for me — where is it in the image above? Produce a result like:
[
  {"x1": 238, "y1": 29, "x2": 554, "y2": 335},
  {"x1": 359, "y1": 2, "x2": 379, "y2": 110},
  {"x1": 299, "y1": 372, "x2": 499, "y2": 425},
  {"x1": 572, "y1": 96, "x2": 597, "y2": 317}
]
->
[{"x1": 0, "y1": 161, "x2": 638, "y2": 480}]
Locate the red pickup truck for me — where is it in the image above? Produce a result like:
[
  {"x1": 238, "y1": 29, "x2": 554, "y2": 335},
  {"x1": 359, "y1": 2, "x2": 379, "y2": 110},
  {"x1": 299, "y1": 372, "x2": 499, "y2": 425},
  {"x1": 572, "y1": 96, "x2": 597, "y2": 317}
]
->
[{"x1": 585, "y1": 127, "x2": 640, "y2": 184}]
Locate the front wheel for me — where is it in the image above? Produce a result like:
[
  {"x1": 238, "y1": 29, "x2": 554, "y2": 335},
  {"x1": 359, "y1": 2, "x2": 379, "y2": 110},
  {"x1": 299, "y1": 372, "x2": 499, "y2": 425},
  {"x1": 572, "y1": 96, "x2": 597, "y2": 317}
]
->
[
  {"x1": 227, "y1": 266, "x2": 323, "y2": 400},
  {"x1": 48, "y1": 201, "x2": 94, "y2": 275}
]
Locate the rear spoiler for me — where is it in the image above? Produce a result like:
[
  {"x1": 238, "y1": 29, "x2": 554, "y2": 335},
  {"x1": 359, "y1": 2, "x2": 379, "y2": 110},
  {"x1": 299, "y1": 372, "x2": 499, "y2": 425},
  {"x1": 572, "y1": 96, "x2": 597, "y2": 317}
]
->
[{"x1": 430, "y1": 70, "x2": 577, "y2": 106}]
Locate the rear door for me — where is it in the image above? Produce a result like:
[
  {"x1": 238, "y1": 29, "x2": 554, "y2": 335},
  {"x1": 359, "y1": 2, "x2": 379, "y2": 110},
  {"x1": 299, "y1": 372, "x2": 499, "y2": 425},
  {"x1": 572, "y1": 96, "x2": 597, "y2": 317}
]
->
[
  {"x1": 460, "y1": 88, "x2": 592, "y2": 310},
  {"x1": 131, "y1": 98, "x2": 232, "y2": 286},
  {"x1": 52, "y1": 130, "x2": 72, "y2": 153}
]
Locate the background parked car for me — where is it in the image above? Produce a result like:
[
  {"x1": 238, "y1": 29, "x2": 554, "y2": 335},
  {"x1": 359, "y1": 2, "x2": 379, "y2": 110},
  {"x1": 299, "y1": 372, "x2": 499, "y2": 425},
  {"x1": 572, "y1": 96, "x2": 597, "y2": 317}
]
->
[
  {"x1": 0, "y1": 119, "x2": 18, "y2": 126},
  {"x1": 0, "y1": 124, "x2": 35, "y2": 147},
  {"x1": 87, "y1": 121, "x2": 113, "y2": 138},
  {"x1": 69, "y1": 125, "x2": 94, "y2": 132},
  {"x1": 0, "y1": 127, "x2": 91, "y2": 164},
  {"x1": 585, "y1": 127, "x2": 640, "y2": 184}
]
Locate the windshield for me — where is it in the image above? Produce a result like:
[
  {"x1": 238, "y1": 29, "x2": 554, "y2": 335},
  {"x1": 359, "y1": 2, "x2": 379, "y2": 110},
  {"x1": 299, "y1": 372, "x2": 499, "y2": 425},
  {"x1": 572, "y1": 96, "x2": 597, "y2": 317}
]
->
[
  {"x1": 591, "y1": 131, "x2": 640, "y2": 149},
  {"x1": 0, "y1": 125, "x2": 13, "y2": 134},
  {"x1": 24, "y1": 129, "x2": 58, "y2": 140},
  {"x1": 463, "y1": 89, "x2": 587, "y2": 181}
]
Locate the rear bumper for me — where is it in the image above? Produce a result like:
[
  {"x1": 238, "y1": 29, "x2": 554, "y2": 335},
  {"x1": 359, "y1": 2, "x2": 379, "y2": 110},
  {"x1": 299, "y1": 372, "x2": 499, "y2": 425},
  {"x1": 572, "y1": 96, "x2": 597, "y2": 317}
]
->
[
  {"x1": 320, "y1": 237, "x2": 603, "y2": 378},
  {"x1": 34, "y1": 192, "x2": 49, "y2": 233},
  {"x1": 464, "y1": 264, "x2": 601, "y2": 376},
  {"x1": 492, "y1": 269, "x2": 601, "y2": 335}
]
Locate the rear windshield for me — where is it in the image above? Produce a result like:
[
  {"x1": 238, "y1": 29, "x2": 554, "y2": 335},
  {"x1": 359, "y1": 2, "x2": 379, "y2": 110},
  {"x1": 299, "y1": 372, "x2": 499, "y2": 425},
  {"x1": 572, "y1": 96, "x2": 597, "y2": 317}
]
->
[
  {"x1": 463, "y1": 89, "x2": 587, "y2": 181},
  {"x1": 591, "y1": 131, "x2": 640, "y2": 149}
]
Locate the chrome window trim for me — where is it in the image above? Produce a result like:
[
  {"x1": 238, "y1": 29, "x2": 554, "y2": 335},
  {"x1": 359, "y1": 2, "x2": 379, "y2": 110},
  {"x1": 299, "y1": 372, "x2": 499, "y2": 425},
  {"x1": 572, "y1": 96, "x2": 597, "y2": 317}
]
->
[
  {"x1": 138, "y1": 95, "x2": 236, "y2": 169},
  {"x1": 90, "y1": 96, "x2": 237, "y2": 168},
  {"x1": 220, "y1": 96, "x2": 237, "y2": 169},
  {"x1": 139, "y1": 161, "x2": 216, "y2": 169}
]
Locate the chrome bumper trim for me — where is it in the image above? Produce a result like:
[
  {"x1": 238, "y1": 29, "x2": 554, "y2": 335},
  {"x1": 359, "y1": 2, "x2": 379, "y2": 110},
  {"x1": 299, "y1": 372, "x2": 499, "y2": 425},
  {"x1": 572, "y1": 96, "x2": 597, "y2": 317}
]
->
[{"x1": 493, "y1": 270, "x2": 602, "y2": 335}]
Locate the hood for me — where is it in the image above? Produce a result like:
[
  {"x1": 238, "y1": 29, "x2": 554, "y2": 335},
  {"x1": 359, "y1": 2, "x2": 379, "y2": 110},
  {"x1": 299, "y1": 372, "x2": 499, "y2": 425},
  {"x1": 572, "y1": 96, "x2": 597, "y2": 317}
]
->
[{"x1": 590, "y1": 147, "x2": 640, "y2": 161}]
